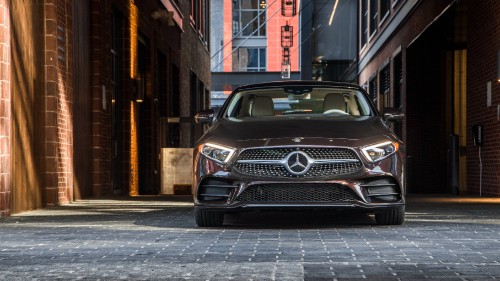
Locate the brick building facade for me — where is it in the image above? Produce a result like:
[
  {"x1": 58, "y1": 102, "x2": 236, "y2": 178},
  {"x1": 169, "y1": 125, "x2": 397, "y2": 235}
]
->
[
  {"x1": 466, "y1": 0, "x2": 500, "y2": 196},
  {"x1": 358, "y1": 0, "x2": 500, "y2": 196},
  {"x1": 0, "y1": 0, "x2": 210, "y2": 217}
]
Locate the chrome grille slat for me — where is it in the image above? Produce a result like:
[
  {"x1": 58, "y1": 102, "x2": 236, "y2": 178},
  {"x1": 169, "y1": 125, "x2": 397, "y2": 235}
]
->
[
  {"x1": 234, "y1": 147, "x2": 362, "y2": 178},
  {"x1": 237, "y1": 184, "x2": 358, "y2": 203}
]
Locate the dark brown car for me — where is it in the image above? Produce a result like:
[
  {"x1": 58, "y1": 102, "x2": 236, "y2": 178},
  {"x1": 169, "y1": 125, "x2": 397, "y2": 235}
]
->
[{"x1": 193, "y1": 81, "x2": 405, "y2": 226}]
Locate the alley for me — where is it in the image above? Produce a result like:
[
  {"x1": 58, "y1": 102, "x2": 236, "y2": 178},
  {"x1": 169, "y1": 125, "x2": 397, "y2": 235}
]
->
[{"x1": 1, "y1": 196, "x2": 500, "y2": 280}]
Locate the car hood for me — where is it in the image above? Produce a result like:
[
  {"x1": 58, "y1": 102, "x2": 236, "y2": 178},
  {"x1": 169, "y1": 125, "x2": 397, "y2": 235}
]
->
[{"x1": 199, "y1": 116, "x2": 396, "y2": 148}]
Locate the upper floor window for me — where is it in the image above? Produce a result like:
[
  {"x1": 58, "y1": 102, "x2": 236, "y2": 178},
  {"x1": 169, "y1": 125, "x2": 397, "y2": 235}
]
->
[
  {"x1": 232, "y1": 47, "x2": 266, "y2": 72},
  {"x1": 369, "y1": 0, "x2": 378, "y2": 36},
  {"x1": 233, "y1": 0, "x2": 267, "y2": 37},
  {"x1": 380, "y1": 0, "x2": 390, "y2": 23},
  {"x1": 191, "y1": 0, "x2": 209, "y2": 43},
  {"x1": 360, "y1": 0, "x2": 368, "y2": 48},
  {"x1": 380, "y1": 65, "x2": 390, "y2": 96}
]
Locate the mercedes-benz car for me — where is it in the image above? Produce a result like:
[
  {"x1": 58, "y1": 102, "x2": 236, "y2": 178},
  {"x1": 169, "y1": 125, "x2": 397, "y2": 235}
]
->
[{"x1": 193, "y1": 81, "x2": 405, "y2": 227}]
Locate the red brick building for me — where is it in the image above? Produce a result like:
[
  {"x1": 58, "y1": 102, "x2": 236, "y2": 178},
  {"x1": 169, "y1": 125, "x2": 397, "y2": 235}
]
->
[
  {"x1": 358, "y1": 0, "x2": 500, "y2": 196},
  {"x1": 0, "y1": 0, "x2": 210, "y2": 217}
]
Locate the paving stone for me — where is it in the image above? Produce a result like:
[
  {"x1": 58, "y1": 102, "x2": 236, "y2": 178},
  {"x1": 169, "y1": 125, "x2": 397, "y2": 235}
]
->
[{"x1": 0, "y1": 197, "x2": 500, "y2": 280}]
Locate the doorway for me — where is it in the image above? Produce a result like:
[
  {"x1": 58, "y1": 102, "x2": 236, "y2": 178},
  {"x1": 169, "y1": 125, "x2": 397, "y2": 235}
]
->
[
  {"x1": 405, "y1": 5, "x2": 466, "y2": 194},
  {"x1": 406, "y1": 8, "x2": 450, "y2": 194}
]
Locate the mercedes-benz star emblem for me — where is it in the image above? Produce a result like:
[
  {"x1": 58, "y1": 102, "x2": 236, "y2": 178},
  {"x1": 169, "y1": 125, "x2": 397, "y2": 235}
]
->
[{"x1": 285, "y1": 151, "x2": 311, "y2": 175}]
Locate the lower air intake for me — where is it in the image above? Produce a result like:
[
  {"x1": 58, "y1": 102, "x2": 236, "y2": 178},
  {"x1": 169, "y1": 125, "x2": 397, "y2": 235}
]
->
[{"x1": 237, "y1": 183, "x2": 358, "y2": 203}]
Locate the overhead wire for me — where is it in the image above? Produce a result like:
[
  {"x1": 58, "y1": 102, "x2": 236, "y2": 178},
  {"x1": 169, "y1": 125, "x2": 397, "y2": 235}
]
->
[
  {"x1": 210, "y1": 0, "x2": 279, "y2": 60},
  {"x1": 211, "y1": 0, "x2": 280, "y2": 72},
  {"x1": 211, "y1": 0, "x2": 332, "y2": 72}
]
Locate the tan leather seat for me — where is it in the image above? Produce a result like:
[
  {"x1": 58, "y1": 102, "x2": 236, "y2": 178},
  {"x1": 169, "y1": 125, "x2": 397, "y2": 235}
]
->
[
  {"x1": 323, "y1": 93, "x2": 346, "y2": 113},
  {"x1": 250, "y1": 96, "x2": 275, "y2": 116}
]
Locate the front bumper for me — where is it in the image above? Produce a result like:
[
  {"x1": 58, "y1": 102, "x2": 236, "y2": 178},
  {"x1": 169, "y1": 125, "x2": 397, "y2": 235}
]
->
[{"x1": 193, "y1": 150, "x2": 405, "y2": 213}]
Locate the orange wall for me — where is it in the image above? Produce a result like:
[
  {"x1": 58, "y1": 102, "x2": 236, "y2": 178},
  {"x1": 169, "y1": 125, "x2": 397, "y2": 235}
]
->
[
  {"x1": 266, "y1": 0, "x2": 300, "y2": 72},
  {"x1": 223, "y1": 0, "x2": 233, "y2": 72},
  {"x1": 223, "y1": 0, "x2": 300, "y2": 72}
]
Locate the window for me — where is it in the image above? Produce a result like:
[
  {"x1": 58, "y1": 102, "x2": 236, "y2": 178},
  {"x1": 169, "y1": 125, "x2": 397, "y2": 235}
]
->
[
  {"x1": 360, "y1": 0, "x2": 368, "y2": 48},
  {"x1": 191, "y1": 0, "x2": 210, "y2": 43},
  {"x1": 380, "y1": 65, "x2": 390, "y2": 95},
  {"x1": 369, "y1": 0, "x2": 378, "y2": 36},
  {"x1": 232, "y1": 47, "x2": 266, "y2": 72},
  {"x1": 380, "y1": 65, "x2": 390, "y2": 108},
  {"x1": 191, "y1": 0, "x2": 198, "y2": 25},
  {"x1": 380, "y1": 0, "x2": 390, "y2": 23},
  {"x1": 369, "y1": 76, "x2": 378, "y2": 104},
  {"x1": 233, "y1": 0, "x2": 267, "y2": 37}
]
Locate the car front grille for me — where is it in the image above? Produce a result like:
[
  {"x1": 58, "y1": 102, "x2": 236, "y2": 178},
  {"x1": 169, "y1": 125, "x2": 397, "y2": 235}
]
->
[
  {"x1": 234, "y1": 147, "x2": 362, "y2": 178},
  {"x1": 236, "y1": 183, "x2": 359, "y2": 203}
]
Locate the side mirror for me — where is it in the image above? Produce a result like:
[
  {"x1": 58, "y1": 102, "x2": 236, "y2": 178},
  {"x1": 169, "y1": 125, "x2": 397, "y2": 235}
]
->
[
  {"x1": 383, "y1": 107, "x2": 404, "y2": 121},
  {"x1": 194, "y1": 109, "x2": 215, "y2": 124}
]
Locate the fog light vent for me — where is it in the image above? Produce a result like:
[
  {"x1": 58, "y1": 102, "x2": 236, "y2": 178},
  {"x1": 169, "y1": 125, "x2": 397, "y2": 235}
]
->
[
  {"x1": 361, "y1": 179, "x2": 399, "y2": 202},
  {"x1": 198, "y1": 178, "x2": 238, "y2": 202}
]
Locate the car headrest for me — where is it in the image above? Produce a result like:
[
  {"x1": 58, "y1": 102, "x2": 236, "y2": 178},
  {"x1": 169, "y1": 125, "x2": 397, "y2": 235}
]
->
[
  {"x1": 250, "y1": 96, "x2": 275, "y2": 117},
  {"x1": 323, "y1": 93, "x2": 346, "y2": 112}
]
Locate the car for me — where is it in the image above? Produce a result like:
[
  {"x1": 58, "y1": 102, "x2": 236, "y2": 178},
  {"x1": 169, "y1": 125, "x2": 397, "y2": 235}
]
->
[{"x1": 193, "y1": 81, "x2": 405, "y2": 227}]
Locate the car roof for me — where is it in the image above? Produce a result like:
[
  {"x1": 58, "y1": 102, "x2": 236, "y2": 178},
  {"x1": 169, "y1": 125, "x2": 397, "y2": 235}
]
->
[{"x1": 233, "y1": 80, "x2": 364, "y2": 92}]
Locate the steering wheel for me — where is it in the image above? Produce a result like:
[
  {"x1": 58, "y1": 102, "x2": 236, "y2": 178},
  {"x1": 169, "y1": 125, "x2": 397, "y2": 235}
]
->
[{"x1": 323, "y1": 109, "x2": 349, "y2": 115}]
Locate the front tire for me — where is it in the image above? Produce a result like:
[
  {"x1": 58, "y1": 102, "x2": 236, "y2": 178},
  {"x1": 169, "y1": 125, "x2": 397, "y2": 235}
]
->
[
  {"x1": 375, "y1": 206, "x2": 405, "y2": 225},
  {"x1": 195, "y1": 209, "x2": 224, "y2": 227}
]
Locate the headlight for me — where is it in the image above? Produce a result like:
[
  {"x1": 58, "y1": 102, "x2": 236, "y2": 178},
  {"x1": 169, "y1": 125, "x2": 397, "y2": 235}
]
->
[
  {"x1": 200, "y1": 143, "x2": 236, "y2": 164},
  {"x1": 361, "y1": 141, "x2": 399, "y2": 163}
]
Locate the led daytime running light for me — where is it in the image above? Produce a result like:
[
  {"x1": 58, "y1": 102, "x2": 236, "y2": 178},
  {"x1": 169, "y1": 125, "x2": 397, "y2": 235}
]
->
[
  {"x1": 361, "y1": 141, "x2": 399, "y2": 163},
  {"x1": 201, "y1": 143, "x2": 236, "y2": 164}
]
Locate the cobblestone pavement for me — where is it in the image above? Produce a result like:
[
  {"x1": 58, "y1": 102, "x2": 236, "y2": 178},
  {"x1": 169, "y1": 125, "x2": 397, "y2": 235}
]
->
[{"x1": 1, "y1": 196, "x2": 500, "y2": 280}]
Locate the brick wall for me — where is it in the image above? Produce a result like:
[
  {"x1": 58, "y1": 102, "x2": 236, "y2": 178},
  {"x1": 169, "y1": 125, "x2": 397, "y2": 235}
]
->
[
  {"x1": 90, "y1": 0, "x2": 113, "y2": 196},
  {"x1": 0, "y1": 0, "x2": 10, "y2": 217},
  {"x1": 358, "y1": 0, "x2": 457, "y2": 194},
  {"x1": 43, "y1": 0, "x2": 74, "y2": 205},
  {"x1": 178, "y1": 0, "x2": 211, "y2": 147},
  {"x1": 1, "y1": 0, "x2": 210, "y2": 216},
  {"x1": 466, "y1": 0, "x2": 500, "y2": 196}
]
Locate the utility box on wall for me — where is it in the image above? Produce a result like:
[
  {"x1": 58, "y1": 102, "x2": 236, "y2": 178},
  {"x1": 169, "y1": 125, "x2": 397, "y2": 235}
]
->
[{"x1": 161, "y1": 148, "x2": 193, "y2": 195}]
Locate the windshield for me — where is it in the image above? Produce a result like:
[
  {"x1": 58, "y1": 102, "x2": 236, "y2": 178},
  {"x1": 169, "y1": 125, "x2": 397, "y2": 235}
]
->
[{"x1": 223, "y1": 86, "x2": 374, "y2": 119}]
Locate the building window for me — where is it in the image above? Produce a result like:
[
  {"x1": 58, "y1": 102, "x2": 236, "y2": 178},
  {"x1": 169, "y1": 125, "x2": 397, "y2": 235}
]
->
[
  {"x1": 380, "y1": 0, "x2": 390, "y2": 23},
  {"x1": 360, "y1": 0, "x2": 368, "y2": 48},
  {"x1": 380, "y1": 64, "x2": 390, "y2": 108},
  {"x1": 191, "y1": 0, "x2": 210, "y2": 43},
  {"x1": 233, "y1": 0, "x2": 267, "y2": 37},
  {"x1": 380, "y1": 65, "x2": 390, "y2": 95},
  {"x1": 369, "y1": 75, "x2": 378, "y2": 104},
  {"x1": 232, "y1": 47, "x2": 266, "y2": 72},
  {"x1": 369, "y1": 0, "x2": 378, "y2": 36}
]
